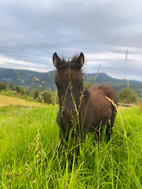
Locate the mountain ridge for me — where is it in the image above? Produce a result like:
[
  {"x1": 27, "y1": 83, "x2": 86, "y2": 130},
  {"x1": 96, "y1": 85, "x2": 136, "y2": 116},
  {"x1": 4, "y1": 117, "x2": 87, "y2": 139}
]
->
[{"x1": 0, "y1": 67, "x2": 142, "y2": 96}]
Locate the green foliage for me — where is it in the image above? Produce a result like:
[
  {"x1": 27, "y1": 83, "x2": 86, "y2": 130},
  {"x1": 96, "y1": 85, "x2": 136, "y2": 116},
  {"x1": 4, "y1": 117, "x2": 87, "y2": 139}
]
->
[
  {"x1": 0, "y1": 82, "x2": 7, "y2": 90},
  {"x1": 32, "y1": 88, "x2": 41, "y2": 101},
  {"x1": 12, "y1": 85, "x2": 26, "y2": 95},
  {"x1": 0, "y1": 81, "x2": 58, "y2": 104},
  {"x1": 39, "y1": 90, "x2": 57, "y2": 104},
  {"x1": 0, "y1": 81, "x2": 28, "y2": 96},
  {"x1": 0, "y1": 106, "x2": 142, "y2": 188},
  {"x1": 32, "y1": 89, "x2": 57, "y2": 104},
  {"x1": 118, "y1": 88, "x2": 138, "y2": 104}
]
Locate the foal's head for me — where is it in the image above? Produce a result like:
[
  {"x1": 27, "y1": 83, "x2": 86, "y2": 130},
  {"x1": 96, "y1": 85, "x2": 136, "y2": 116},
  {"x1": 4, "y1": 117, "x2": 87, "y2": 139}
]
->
[{"x1": 53, "y1": 52, "x2": 84, "y2": 118}]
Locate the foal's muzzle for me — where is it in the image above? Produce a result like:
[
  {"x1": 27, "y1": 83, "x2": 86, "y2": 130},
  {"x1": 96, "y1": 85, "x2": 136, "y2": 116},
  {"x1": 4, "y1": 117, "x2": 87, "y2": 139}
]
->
[{"x1": 61, "y1": 106, "x2": 77, "y2": 120}]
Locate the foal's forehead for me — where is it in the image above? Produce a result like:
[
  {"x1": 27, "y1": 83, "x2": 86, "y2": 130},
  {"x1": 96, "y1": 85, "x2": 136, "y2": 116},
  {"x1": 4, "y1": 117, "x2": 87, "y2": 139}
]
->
[{"x1": 56, "y1": 68, "x2": 82, "y2": 81}]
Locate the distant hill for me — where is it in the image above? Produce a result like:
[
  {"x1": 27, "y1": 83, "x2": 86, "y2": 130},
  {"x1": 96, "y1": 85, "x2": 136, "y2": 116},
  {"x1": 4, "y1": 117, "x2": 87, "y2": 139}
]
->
[
  {"x1": 84, "y1": 73, "x2": 142, "y2": 97},
  {"x1": 0, "y1": 67, "x2": 142, "y2": 97},
  {"x1": 0, "y1": 68, "x2": 56, "y2": 90}
]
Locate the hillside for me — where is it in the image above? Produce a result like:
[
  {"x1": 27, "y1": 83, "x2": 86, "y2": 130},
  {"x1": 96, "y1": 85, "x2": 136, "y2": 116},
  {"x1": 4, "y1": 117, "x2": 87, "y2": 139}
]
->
[
  {"x1": 0, "y1": 68, "x2": 55, "y2": 90},
  {"x1": 0, "y1": 67, "x2": 142, "y2": 96},
  {"x1": 0, "y1": 94, "x2": 45, "y2": 107}
]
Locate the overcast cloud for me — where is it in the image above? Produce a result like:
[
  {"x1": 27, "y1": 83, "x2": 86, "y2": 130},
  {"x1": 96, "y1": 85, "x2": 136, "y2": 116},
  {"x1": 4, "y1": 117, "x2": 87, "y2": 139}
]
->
[{"x1": 0, "y1": 0, "x2": 142, "y2": 80}]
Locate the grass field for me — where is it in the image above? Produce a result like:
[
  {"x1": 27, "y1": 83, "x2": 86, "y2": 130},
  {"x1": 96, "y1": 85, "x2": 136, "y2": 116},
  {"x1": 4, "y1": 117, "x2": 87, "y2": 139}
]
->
[
  {"x1": 0, "y1": 95, "x2": 45, "y2": 107},
  {"x1": 0, "y1": 97, "x2": 142, "y2": 188}
]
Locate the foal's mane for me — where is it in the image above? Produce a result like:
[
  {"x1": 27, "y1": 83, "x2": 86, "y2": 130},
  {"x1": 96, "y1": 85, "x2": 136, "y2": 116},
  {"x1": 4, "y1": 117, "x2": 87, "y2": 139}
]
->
[{"x1": 57, "y1": 55, "x2": 83, "y2": 71}]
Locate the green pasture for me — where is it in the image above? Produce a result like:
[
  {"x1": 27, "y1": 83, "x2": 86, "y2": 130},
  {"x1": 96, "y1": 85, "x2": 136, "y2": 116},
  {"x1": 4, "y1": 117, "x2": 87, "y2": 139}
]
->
[{"x1": 0, "y1": 105, "x2": 142, "y2": 188}]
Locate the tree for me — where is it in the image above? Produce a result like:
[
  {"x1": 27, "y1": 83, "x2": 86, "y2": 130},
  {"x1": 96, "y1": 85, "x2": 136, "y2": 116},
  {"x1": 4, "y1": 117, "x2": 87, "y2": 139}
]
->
[
  {"x1": 32, "y1": 88, "x2": 41, "y2": 101},
  {"x1": 118, "y1": 88, "x2": 138, "y2": 104},
  {"x1": 12, "y1": 85, "x2": 25, "y2": 95},
  {"x1": 39, "y1": 90, "x2": 56, "y2": 104},
  {"x1": 0, "y1": 82, "x2": 7, "y2": 90}
]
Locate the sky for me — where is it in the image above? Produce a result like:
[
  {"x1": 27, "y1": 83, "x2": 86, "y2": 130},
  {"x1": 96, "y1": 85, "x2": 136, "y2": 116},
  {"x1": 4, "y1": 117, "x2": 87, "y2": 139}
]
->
[{"x1": 0, "y1": 0, "x2": 142, "y2": 81}]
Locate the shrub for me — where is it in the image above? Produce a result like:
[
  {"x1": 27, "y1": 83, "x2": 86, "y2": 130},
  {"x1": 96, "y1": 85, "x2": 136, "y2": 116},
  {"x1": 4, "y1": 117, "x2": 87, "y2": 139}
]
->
[
  {"x1": 0, "y1": 82, "x2": 7, "y2": 90},
  {"x1": 12, "y1": 85, "x2": 26, "y2": 95},
  {"x1": 32, "y1": 88, "x2": 41, "y2": 101},
  {"x1": 118, "y1": 88, "x2": 138, "y2": 104},
  {"x1": 39, "y1": 90, "x2": 56, "y2": 104},
  {"x1": 32, "y1": 89, "x2": 57, "y2": 104}
]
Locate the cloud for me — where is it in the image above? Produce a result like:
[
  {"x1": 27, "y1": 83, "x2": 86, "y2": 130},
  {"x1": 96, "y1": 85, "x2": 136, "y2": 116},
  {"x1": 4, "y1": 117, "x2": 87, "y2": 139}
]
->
[
  {"x1": 0, "y1": 0, "x2": 142, "y2": 81},
  {"x1": 0, "y1": 55, "x2": 49, "y2": 72}
]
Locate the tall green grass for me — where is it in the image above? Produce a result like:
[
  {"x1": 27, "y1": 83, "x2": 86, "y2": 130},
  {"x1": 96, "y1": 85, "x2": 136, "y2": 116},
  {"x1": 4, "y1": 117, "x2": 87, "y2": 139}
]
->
[{"x1": 0, "y1": 105, "x2": 142, "y2": 188}]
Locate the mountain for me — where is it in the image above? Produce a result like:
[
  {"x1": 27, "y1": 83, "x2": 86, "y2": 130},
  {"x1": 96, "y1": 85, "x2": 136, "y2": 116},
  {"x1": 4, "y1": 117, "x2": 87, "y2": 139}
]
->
[
  {"x1": 84, "y1": 73, "x2": 142, "y2": 97},
  {"x1": 0, "y1": 67, "x2": 142, "y2": 97},
  {"x1": 0, "y1": 68, "x2": 56, "y2": 90}
]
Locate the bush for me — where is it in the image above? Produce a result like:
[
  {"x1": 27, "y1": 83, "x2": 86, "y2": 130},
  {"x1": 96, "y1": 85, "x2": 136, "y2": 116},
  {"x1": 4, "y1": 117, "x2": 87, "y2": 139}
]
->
[
  {"x1": 0, "y1": 82, "x2": 7, "y2": 90},
  {"x1": 32, "y1": 88, "x2": 41, "y2": 101},
  {"x1": 12, "y1": 85, "x2": 26, "y2": 95},
  {"x1": 118, "y1": 88, "x2": 138, "y2": 104},
  {"x1": 32, "y1": 89, "x2": 57, "y2": 104},
  {"x1": 39, "y1": 90, "x2": 57, "y2": 104}
]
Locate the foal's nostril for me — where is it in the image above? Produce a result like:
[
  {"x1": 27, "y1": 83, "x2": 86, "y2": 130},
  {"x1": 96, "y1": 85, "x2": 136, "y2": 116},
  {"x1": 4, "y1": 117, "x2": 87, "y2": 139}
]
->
[
  {"x1": 61, "y1": 108, "x2": 72, "y2": 116},
  {"x1": 62, "y1": 110, "x2": 66, "y2": 115},
  {"x1": 61, "y1": 107, "x2": 67, "y2": 115}
]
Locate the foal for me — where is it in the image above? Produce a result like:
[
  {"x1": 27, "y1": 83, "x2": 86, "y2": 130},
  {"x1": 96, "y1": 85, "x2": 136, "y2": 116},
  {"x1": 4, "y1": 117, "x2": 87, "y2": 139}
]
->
[{"x1": 53, "y1": 52, "x2": 116, "y2": 154}]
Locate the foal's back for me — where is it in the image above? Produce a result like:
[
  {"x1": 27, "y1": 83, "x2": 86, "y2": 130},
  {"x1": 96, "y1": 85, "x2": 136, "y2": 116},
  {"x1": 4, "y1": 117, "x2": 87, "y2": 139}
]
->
[
  {"x1": 82, "y1": 89, "x2": 112, "y2": 133},
  {"x1": 89, "y1": 85, "x2": 118, "y2": 106}
]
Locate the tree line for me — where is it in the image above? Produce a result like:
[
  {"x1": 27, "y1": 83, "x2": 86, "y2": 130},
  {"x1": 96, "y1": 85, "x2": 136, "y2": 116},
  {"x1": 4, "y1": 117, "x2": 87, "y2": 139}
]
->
[
  {"x1": 0, "y1": 81, "x2": 139, "y2": 105},
  {"x1": 0, "y1": 81, "x2": 57, "y2": 104}
]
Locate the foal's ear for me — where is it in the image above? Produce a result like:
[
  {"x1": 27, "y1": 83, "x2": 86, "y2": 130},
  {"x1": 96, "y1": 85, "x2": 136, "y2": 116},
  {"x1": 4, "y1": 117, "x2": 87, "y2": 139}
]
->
[
  {"x1": 53, "y1": 52, "x2": 62, "y2": 69},
  {"x1": 77, "y1": 52, "x2": 84, "y2": 67}
]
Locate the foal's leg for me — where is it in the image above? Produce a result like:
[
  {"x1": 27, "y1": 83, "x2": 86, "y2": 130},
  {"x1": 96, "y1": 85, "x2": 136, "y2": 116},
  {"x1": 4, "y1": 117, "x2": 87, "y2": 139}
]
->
[
  {"x1": 106, "y1": 108, "x2": 117, "y2": 143},
  {"x1": 106, "y1": 124, "x2": 112, "y2": 143},
  {"x1": 58, "y1": 129, "x2": 69, "y2": 151}
]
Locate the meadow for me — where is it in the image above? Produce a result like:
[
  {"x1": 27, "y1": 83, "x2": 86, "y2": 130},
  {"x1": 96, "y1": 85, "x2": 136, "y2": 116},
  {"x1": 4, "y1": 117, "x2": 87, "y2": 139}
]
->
[{"x1": 0, "y1": 97, "x2": 142, "y2": 188}]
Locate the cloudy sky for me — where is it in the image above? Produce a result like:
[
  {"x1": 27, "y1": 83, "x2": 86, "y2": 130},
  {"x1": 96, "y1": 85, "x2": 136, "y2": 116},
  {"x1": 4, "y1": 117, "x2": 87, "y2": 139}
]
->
[{"x1": 0, "y1": 0, "x2": 142, "y2": 81}]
